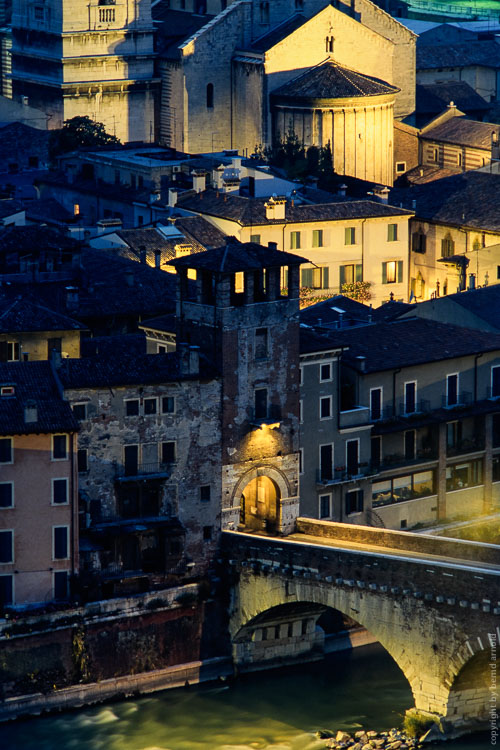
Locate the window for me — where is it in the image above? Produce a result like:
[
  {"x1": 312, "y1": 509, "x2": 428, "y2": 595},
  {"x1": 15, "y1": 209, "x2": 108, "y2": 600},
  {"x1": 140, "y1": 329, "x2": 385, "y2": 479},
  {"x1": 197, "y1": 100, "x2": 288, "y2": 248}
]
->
[
  {"x1": 346, "y1": 439, "x2": 359, "y2": 475},
  {"x1": 52, "y1": 435, "x2": 68, "y2": 460},
  {"x1": 124, "y1": 444, "x2": 139, "y2": 476},
  {"x1": 54, "y1": 571, "x2": 68, "y2": 600},
  {"x1": 446, "y1": 459, "x2": 482, "y2": 492},
  {"x1": 200, "y1": 486, "x2": 211, "y2": 502},
  {"x1": 162, "y1": 396, "x2": 175, "y2": 414},
  {"x1": 370, "y1": 388, "x2": 382, "y2": 421},
  {"x1": 52, "y1": 479, "x2": 68, "y2": 505},
  {"x1": 404, "y1": 430, "x2": 416, "y2": 461},
  {"x1": 382, "y1": 260, "x2": 403, "y2": 284},
  {"x1": 493, "y1": 413, "x2": 500, "y2": 448},
  {"x1": 373, "y1": 470, "x2": 434, "y2": 507},
  {"x1": 0, "y1": 342, "x2": 20, "y2": 362},
  {"x1": 125, "y1": 399, "x2": 140, "y2": 416},
  {"x1": 299, "y1": 399, "x2": 303, "y2": 422},
  {"x1": 319, "y1": 493, "x2": 332, "y2": 519},
  {"x1": 234, "y1": 272, "x2": 245, "y2": 294},
  {"x1": 0, "y1": 438, "x2": 12, "y2": 464},
  {"x1": 492, "y1": 366, "x2": 500, "y2": 398},
  {"x1": 345, "y1": 489, "x2": 363, "y2": 515},
  {"x1": 53, "y1": 526, "x2": 69, "y2": 560},
  {"x1": 299, "y1": 448, "x2": 303, "y2": 474},
  {"x1": 203, "y1": 526, "x2": 213, "y2": 541},
  {"x1": 344, "y1": 227, "x2": 356, "y2": 245},
  {"x1": 404, "y1": 381, "x2": 417, "y2": 414},
  {"x1": 320, "y1": 396, "x2": 332, "y2": 419},
  {"x1": 447, "y1": 420, "x2": 462, "y2": 451},
  {"x1": 34, "y1": 5, "x2": 44, "y2": 19},
  {"x1": 387, "y1": 224, "x2": 398, "y2": 242},
  {"x1": 259, "y1": 0, "x2": 269, "y2": 23},
  {"x1": 301, "y1": 266, "x2": 329, "y2": 289},
  {"x1": 447, "y1": 373, "x2": 458, "y2": 407},
  {"x1": 430, "y1": 147, "x2": 438, "y2": 163},
  {"x1": 412, "y1": 232, "x2": 426, "y2": 254},
  {"x1": 319, "y1": 443, "x2": 334, "y2": 482},
  {"x1": 312, "y1": 229, "x2": 323, "y2": 248},
  {"x1": 396, "y1": 161, "x2": 406, "y2": 173},
  {"x1": 206, "y1": 83, "x2": 214, "y2": 108},
  {"x1": 73, "y1": 203, "x2": 80, "y2": 216},
  {"x1": 250, "y1": 234, "x2": 261, "y2": 244},
  {"x1": 493, "y1": 455, "x2": 500, "y2": 482},
  {"x1": 0, "y1": 575, "x2": 13, "y2": 607},
  {"x1": 326, "y1": 35, "x2": 334, "y2": 52},
  {"x1": 0, "y1": 483, "x2": 13, "y2": 508},
  {"x1": 255, "y1": 328, "x2": 268, "y2": 359},
  {"x1": 320, "y1": 363, "x2": 332, "y2": 382},
  {"x1": 72, "y1": 403, "x2": 86, "y2": 420},
  {"x1": 77, "y1": 449, "x2": 88, "y2": 473},
  {"x1": 0, "y1": 531, "x2": 13, "y2": 563},
  {"x1": 371, "y1": 435, "x2": 381, "y2": 467},
  {"x1": 441, "y1": 235, "x2": 455, "y2": 258},
  {"x1": 290, "y1": 231, "x2": 301, "y2": 250},
  {"x1": 162, "y1": 441, "x2": 176, "y2": 464},
  {"x1": 255, "y1": 388, "x2": 268, "y2": 420},
  {"x1": 339, "y1": 264, "x2": 362, "y2": 288},
  {"x1": 457, "y1": 152, "x2": 463, "y2": 167},
  {"x1": 144, "y1": 398, "x2": 157, "y2": 415}
]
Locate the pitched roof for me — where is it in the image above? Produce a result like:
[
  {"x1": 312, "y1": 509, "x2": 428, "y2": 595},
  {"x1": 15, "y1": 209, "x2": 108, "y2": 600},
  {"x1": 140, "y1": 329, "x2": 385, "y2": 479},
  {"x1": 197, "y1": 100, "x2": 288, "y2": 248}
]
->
[
  {"x1": 389, "y1": 172, "x2": 500, "y2": 232},
  {"x1": 251, "y1": 14, "x2": 307, "y2": 52},
  {"x1": 0, "y1": 200, "x2": 24, "y2": 220},
  {"x1": 300, "y1": 295, "x2": 373, "y2": 329},
  {"x1": 416, "y1": 82, "x2": 490, "y2": 116},
  {"x1": 421, "y1": 117, "x2": 500, "y2": 150},
  {"x1": 169, "y1": 241, "x2": 307, "y2": 272},
  {"x1": 410, "y1": 284, "x2": 500, "y2": 332},
  {"x1": 174, "y1": 215, "x2": 228, "y2": 250},
  {"x1": 176, "y1": 189, "x2": 412, "y2": 226},
  {"x1": 0, "y1": 361, "x2": 78, "y2": 436},
  {"x1": 25, "y1": 199, "x2": 74, "y2": 226},
  {"x1": 0, "y1": 225, "x2": 81, "y2": 257},
  {"x1": 417, "y1": 41, "x2": 500, "y2": 70},
  {"x1": 0, "y1": 295, "x2": 84, "y2": 333},
  {"x1": 401, "y1": 164, "x2": 462, "y2": 185},
  {"x1": 154, "y1": 8, "x2": 216, "y2": 58},
  {"x1": 300, "y1": 317, "x2": 500, "y2": 371},
  {"x1": 271, "y1": 61, "x2": 399, "y2": 102}
]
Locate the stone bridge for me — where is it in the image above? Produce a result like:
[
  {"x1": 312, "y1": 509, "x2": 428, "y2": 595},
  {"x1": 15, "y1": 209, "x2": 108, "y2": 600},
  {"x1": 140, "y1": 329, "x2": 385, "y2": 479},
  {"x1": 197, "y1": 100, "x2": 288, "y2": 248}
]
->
[{"x1": 221, "y1": 520, "x2": 500, "y2": 736}]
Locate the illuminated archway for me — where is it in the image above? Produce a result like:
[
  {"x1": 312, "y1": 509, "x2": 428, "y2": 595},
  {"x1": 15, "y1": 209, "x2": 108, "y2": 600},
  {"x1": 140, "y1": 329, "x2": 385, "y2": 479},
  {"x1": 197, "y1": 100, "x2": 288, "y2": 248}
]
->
[{"x1": 240, "y1": 475, "x2": 281, "y2": 532}]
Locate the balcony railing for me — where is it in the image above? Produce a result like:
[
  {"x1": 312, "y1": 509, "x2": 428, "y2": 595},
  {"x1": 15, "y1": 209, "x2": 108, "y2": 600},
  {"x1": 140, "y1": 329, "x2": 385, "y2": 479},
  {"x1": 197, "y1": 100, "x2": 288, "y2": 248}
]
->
[
  {"x1": 446, "y1": 436, "x2": 485, "y2": 457},
  {"x1": 441, "y1": 392, "x2": 472, "y2": 409},
  {"x1": 375, "y1": 448, "x2": 439, "y2": 472},
  {"x1": 339, "y1": 405, "x2": 370, "y2": 428},
  {"x1": 317, "y1": 463, "x2": 374, "y2": 485},
  {"x1": 374, "y1": 399, "x2": 432, "y2": 421},
  {"x1": 115, "y1": 461, "x2": 174, "y2": 479}
]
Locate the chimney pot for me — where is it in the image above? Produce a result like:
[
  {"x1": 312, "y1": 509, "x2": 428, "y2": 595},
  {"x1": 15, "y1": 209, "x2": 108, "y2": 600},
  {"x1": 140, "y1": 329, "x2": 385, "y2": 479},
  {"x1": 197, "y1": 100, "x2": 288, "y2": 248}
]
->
[{"x1": 24, "y1": 400, "x2": 38, "y2": 424}]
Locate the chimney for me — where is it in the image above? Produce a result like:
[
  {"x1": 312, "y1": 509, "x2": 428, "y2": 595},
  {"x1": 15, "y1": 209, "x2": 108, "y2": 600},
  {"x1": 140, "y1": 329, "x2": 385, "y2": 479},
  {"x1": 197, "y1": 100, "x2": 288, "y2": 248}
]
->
[
  {"x1": 468, "y1": 273, "x2": 476, "y2": 291},
  {"x1": 139, "y1": 246, "x2": 147, "y2": 265},
  {"x1": 168, "y1": 188, "x2": 177, "y2": 207},
  {"x1": 338, "y1": 184, "x2": 347, "y2": 198},
  {"x1": 22, "y1": 95, "x2": 29, "y2": 107},
  {"x1": 355, "y1": 355, "x2": 366, "y2": 372},
  {"x1": 213, "y1": 165, "x2": 225, "y2": 189},
  {"x1": 268, "y1": 241, "x2": 278, "y2": 251},
  {"x1": 191, "y1": 170, "x2": 207, "y2": 193},
  {"x1": 24, "y1": 400, "x2": 38, "y2": 423},
  {"x1": 178, "y1": 343, "x2": 200, "y2": 376},
  {"x1": 373, "y1": 185, "x2": 390, "y2": 204},
  {"x1": 149, "y1": 189, "x2": 161, "y2": 204},
  {"x1": 24, "y1": 400, "x2": 38, "y2": 424},
  {"x1": 264, "y1": 196, "x2": 286, "y2": 221},
  {"x1": 23, "y1": 352, "x2": 29, "y2": 362},
  {"x1": 51, "y1": 348, "x2": 62, "y2": 369},
  {"x1": 231, "y1": 157, "x2": 242, "y2": 172},
  {"x1": 155, "y1": 249, "x2": 162, "y2": 269}
]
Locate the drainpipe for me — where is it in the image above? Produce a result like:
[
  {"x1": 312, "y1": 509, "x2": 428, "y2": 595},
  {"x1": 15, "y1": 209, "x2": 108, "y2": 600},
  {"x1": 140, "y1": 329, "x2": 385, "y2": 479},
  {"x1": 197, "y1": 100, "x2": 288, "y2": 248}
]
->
[
  {"x1": 393, "y1": 367, "x2": 401, "y2": 418},
  {"x1": 474, "y1": 352, "x2": 483, "y2": 403}
]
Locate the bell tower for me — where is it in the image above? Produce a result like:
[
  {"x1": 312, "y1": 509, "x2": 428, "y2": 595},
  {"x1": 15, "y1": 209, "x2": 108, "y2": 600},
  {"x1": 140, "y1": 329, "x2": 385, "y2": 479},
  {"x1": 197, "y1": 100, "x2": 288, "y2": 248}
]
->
[
  {"x1": 11, "y1": 0, "x2": 158, "y2": 142},
  {"x1": 171, "y1": 241, "x2": 305, "y2": 535}
]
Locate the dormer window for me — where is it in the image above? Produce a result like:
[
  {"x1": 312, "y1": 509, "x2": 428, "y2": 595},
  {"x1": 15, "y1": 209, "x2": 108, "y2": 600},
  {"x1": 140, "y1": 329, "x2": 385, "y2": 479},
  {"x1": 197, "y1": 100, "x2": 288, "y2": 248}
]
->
[{"x1": 0, "y1": 386, "x2": 15, "y2": 397}]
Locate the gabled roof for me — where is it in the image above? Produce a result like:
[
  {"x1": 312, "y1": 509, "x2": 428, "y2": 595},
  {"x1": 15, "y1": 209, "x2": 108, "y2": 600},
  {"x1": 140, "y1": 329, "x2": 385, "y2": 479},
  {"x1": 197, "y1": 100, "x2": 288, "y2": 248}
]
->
[
  {"x1": 174, "y1": 216, "x2": 228, "y2": 250},
  {"x1": 169, "y1": 241, "x2": 307, "y2": 272},
  {"x1": 250, "y1": 14, "x2": 307, "y2": 52},
  {"x1": 0, "y1": 361, "x2": 78, "y2": 436},
  {"x1": 421, "y1": 118, "x2": 500, "y2": 150},
  {"x1": 416, "y1": 82, "x2": 490, "y2": 116},
  {"x1": 389, "y1": 172, "x2": 500, "y2": 231},
  {"x1": 300, "y1": 295, "x2": 373, "y2": 329},
  {"x1": 0, "y1": 225, "x2": 81, "y2": 256},
  {"x1": 0, "y1": 295, "x2": 84, "y2": 333},
  {"x1": 407, "y1": 285, "x2": 500, "y2": 332},
  {"x1": 176, "y1": 189, "x2": 412, "y2": 226},
  {"x1": 417, "y1": 41, "x2": 500, "y2": 70},
  {"x1": 271, "y1": 61, "x2": 399, "y2": 101},
  {"x1": 154, "y1": 8, "x2": 215, "y2": 58},
  {"x1": 300, "y1": 317, "x2": 500, "y2": 372}
]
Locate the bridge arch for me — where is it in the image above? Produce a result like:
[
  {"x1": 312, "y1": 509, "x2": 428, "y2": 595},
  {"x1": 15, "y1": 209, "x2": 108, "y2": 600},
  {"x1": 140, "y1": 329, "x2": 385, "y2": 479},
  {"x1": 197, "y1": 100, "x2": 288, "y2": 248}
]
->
[{"x1": 443, "y1": 633, "x2": 499, "y2": 725}]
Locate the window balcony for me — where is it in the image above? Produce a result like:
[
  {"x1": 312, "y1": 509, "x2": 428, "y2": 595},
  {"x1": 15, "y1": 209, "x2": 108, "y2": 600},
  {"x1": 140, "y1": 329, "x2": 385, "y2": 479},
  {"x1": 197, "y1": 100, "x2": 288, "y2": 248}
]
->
[
  {"x1": 446, "y1": 436, "x2": 485, "y2": 457},
  {"x1": 441, "y1": 392, "x2": 472, "y2": 409},
  {"x1": 339, "y1": 405, "x2": 370, "y2": 428},
  {"x1": 316, "y1": 463, "x2": 374, "y2": 485},
  {"x1": 374, "y1": 448, "x2": 439, "y2": 472},
  {"x1": 115, "y1": 462, "x2": 174, "y2": 481}
]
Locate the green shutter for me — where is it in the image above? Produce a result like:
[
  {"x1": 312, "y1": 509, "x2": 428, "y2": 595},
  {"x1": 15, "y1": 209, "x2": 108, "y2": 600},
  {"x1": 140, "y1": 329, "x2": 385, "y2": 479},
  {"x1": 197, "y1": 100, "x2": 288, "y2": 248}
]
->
[
  {"x1": 397, "y1": 260, "x2": 403, "y2": 283},
  {"x1": 355, "y1": 264, "x2": 363, "y2": 282},
  {"x1": 301, "y1": 268, "x2": 313, "y2": 287},
  {"x1": 322, "y1": 266, "x2": 329, "y2": 289},
  {"x1": 339, "y1": 265, "x2": 346, "y2": 288},
  {"x1": 381, "y1": 262, "x2": 387, "y2": 284}
]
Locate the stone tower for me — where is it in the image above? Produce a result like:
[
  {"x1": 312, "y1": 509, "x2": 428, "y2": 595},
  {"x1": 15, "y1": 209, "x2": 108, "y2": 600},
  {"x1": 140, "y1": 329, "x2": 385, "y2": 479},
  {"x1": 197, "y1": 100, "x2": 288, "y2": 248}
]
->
[
  {"x1": 171, "y1": 241, "x2": 305, "y2": 535},
  {"x1": 10, "y1": 0, "x2": 158, "y2": 142}
]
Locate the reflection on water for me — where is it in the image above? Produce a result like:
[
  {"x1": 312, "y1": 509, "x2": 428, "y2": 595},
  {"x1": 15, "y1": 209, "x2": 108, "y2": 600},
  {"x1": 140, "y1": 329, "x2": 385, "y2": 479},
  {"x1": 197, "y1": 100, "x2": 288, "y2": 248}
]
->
[{"x1": 0, "y1": 644, "x2": 489, "y2": 750}]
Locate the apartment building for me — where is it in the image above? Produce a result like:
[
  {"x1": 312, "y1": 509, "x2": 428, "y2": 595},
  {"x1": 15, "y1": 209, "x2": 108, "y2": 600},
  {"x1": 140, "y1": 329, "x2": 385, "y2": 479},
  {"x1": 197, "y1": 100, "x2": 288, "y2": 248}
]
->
[
  {"x1": 0, "y1": 362, "x2": 79, "y2": 607},
  {"x1": 299, "y1": 314, "x2": 500, "y2": 529}
]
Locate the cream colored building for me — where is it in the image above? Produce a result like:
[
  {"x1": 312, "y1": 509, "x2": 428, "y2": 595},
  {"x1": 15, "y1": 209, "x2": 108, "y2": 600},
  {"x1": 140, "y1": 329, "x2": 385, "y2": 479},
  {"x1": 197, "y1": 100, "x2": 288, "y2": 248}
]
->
[
  {"x1": 11, "y1": 0, "x2": 158, "y2": 142},
  {"x1": 175, "y1": 189, "x2": 413, "y2": 304}
]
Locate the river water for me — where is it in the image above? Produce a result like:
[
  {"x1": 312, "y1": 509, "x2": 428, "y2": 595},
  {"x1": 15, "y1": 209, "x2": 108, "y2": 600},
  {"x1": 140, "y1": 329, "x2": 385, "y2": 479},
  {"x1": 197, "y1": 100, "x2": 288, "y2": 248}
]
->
[{"x1": 0, "y1": 645, "x2": 489, "y2": 750}]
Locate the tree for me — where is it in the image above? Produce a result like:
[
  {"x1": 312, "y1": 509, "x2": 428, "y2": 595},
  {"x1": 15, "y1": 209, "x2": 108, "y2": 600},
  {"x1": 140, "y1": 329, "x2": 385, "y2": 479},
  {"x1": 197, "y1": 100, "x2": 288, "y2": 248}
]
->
[{"x1": 49, "y1": 116, "x2": 121, "y2": 158}]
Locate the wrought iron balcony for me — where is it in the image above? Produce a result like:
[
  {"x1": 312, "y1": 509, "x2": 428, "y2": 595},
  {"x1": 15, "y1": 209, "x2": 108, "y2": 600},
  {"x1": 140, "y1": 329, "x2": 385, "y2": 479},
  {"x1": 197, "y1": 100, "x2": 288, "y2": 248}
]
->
[
  {"x1": 316, "y1": 463, "x2": 374, "y2": 485},
  {"x1": 446, "y1": 436, "x2": 485, "y2": 457},
  {"x1": 441, "y1": 391, "x2": 472, "y2": 409},
  {"x1": 115, "y1": 461, "x2": 174, "y2": 480}
]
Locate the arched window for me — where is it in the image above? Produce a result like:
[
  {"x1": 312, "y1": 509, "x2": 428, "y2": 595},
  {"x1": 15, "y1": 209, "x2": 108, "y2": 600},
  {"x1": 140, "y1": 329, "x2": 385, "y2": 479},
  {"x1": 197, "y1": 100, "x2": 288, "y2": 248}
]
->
[
  {"x1": 206, "y1": 83, "x2": 214, "y2": 109},
  {"x1": 325, "y1": 35, "x2": 334, "y2": 53}
]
